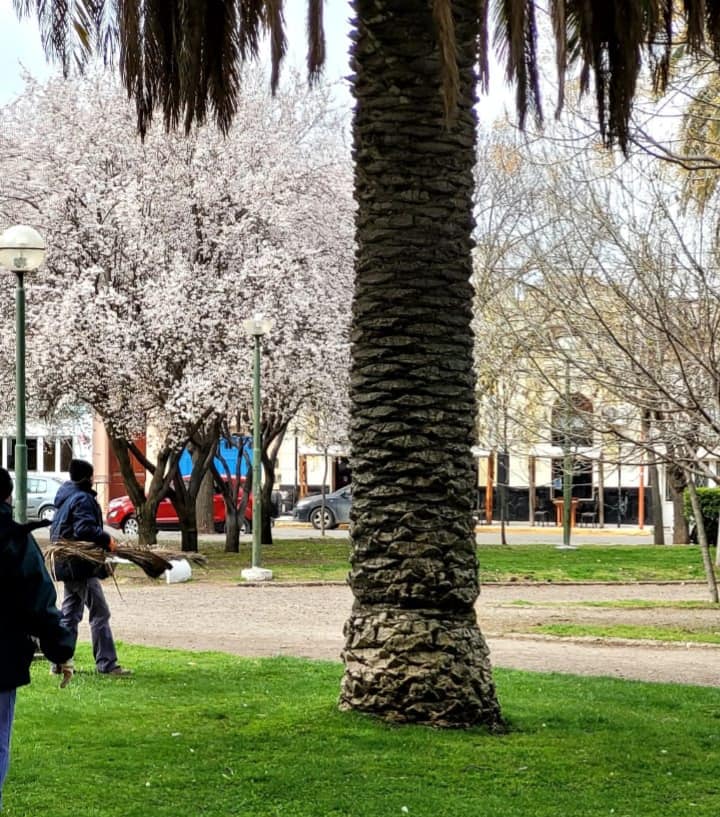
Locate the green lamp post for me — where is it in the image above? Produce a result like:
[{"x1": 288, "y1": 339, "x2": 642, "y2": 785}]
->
[
  {"x1": 241, "y1": 313, "x2": 273, "y2": 582},
  {"x1": 0, "y1": 225, "x2": 46, "y2": 523}
]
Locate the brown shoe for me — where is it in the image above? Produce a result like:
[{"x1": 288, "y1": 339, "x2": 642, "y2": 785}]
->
[{"x1": 101, "y1": 666, "x2": 133, "y2": 677}]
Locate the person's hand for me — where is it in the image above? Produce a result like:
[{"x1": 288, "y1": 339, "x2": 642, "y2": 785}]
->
[
  {"x1": 108, "y1": 538, "x2": 118, "y2": 553},
  {"x1": 59, "y1": 661, "x2": 74, "y2": 688}
]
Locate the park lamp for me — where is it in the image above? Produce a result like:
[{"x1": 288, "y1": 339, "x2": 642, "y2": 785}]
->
[
  {"x1": 0, "y1": 225, "x2": 46, "y2": 525},
  {"x1": 0, "y1": 225, "x2": 46, "y2": 272},
  {"x1": 241, "y1": 313, "x2": 274, "y2": 582},
  {"x1": 242, "y1": 314, "x2": 274, "y2": 337}
]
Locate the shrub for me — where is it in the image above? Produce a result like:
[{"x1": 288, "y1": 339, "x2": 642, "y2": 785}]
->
[{"x1": 683, "y1": 487, "x2": 720, "y2": 544}]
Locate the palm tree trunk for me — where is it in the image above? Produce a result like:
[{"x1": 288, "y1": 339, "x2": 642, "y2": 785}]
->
[{"x1": 340, "y1": 0, "x2": 502, "y2": 729}]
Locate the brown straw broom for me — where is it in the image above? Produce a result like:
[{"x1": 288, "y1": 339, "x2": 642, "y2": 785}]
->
[{"x1": 43, "y1": 540, "x2": 174, "y2": 580}]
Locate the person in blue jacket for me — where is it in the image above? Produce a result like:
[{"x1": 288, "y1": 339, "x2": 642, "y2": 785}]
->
[
  {"x1": 50, "y1": 459, "x2": 131, "y2": 677},
  {"x1": 0, "y1": 468, "x2": 74, "y2": 811}
]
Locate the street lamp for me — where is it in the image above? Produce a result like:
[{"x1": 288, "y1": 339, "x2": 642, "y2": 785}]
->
[
  {"x1": 240, "y1": 313, "x2": 273, "y2": 582},
  {"x1": 0, "y1": 225, "x2": 46, "y2": 523}
]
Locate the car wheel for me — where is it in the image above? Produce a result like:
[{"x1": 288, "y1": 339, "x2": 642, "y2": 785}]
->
[
  {"x1": 39, "y1": 505, "x2": 55, "y2": 522},
  {"x1": 310, "y1": 507, "x2": 336, "y2": 530},
  {"x1": 122, "y1": 515, "x2": 139, "y2": 536},
  {"x1": 214, "y1": 521, "x2": 226, "y2": 534}
]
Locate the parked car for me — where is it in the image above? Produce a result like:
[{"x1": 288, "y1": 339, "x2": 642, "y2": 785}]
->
[
  {"x1": 292, "y1": 486, "x2": 352, "y2": 529},
  {"x1": 17, "y1": 474, "x2": 64, "y2": 522},
  {"x1": 106, "y1": 485, "x2": 253, "y2": 536}
]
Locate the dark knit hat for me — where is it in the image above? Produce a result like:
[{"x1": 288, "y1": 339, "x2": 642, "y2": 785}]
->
[
  {"x1": 69, "y1": 458, "x2": 94, "y2": 483},
  {"x1": 0, "y1": 468, "x2": 12, "y2": 501}
]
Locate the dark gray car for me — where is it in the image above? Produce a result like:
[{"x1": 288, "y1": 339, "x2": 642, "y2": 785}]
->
[{"x1": 292, "y1": 486, "x2": 352, "y2": 529}]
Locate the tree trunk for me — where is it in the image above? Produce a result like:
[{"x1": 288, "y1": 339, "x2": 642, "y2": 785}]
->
[
  {"x1": 131, "y1": 498, "x2": 160, "y2": 545},
  {"x1": 174, "y1": 493, "x2": 200, "y2": 553},
  {"x1": 648, "y1": 461, "x2": 665, "y2": 545},
  {"x1": 196, "y1": 467, "x2": 215, "y2": 534},
  {"x1": 320, "y1": 448, "x2": 329, "y2": 536},
  {"x1": 107, "y1": 434, "x2": 160, "y2": 545},
  {"x1": 179, "y1": 525, "x2": 199, "y2": 552},
  {"x1": 211, "y1": 432, "x2": 251, "y2": 553},
  {"x1": 686, "y1": 480, "x2": 719, "y2": 602},
  {"x1": 224, "y1": 508, "x2": 242, "y2": 554},
  {"x1": 499, "y1": 450, "x2": 508, "y2": 546},
  {"x1": 528, "y1": 455, "x2": 536, "y2": 524},
  {"x1": 668, "y1": 463, "x2": 689, "y2": 544},
  {"x1": 598, "y1": 453, "x2": 605, "y2": 528},
  {"x1": 260, "y1": 457, "x2": 275, "y2": 547},
  {"x1": 340, "y1": 0, "x2": 503, "y2": 729}
]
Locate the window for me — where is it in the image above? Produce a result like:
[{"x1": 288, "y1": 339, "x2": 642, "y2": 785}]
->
[
  {"x1": 27, "y1": 438, "x2": 38, "y2": 471},
  {"x1": 59, "y1": 438, "x2": 73, "y2": 471},
  {"x1": 6, "y1": 438, "x2": 15, "y2": 471},
  {"x1": 43, "y1": 439, "x2": 55, "y2": 471},
  {"x1": 551, "y1": 457, "x2": 593, "y2": 499}
]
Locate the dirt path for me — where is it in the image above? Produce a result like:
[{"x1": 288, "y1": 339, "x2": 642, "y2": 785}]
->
[{"x1": 79, "y1": 580, "x2": 720, "y2": 687}]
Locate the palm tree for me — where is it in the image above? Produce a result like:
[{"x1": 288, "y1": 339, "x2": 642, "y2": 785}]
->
[{"x1": 13, "y1": 0, "x2": 720, "y2": 728}]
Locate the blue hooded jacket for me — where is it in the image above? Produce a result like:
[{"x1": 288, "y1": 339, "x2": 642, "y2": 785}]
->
[{"x1": 50, "y1": 481, "x2": 112, "y2": 581}]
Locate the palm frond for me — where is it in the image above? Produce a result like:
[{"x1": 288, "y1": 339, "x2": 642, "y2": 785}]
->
[
  {"x1": 42, "y1": 540, "x2": 174, "y2": 580},
  {"x1": 16, "y1": 0, "x2": 720, "y2": 150},
  {"x1": 433, "y1": 0, "x2": 461, "y2": 121},
  {"x1": 307, "y1": 0, "x2": 326, "y2": 82},
  {"x1": 493, "y1": 0, "x2": 542, "y2": 130},
  {"x1": 265, "y1": 0, "x2": 287, "y2": 92}
]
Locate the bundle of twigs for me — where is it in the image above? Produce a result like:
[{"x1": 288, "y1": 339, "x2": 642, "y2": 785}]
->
[
  {"x1": 149, "y1": 549, "x2": 208, "y2": 568},
  {"x1": 43, "y1": 540, "x2": 174, "y2": 580},
  {"x1": 43, "y1": 540, "x2": 105, "y2": 577},
  {"x1": 114, "y1": 544, "x2": 174, "y2": 579}
]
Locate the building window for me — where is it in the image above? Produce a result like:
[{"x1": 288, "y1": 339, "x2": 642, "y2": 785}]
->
[
  {"x1": 43, "y1": 439, "x2": 55, "y2": 471},
  {"x1": 27, "y1": 438, "x2": 38, "y2": 471},
  {"x1": 551, "y1": 393, "x2": 594, "y2": 448},
  {"x1": 59, "y1": 438, "x2": 73, "y2": 471},
  {"x1": 4, "y1": 437, "x2": 41, "y2": 471}
]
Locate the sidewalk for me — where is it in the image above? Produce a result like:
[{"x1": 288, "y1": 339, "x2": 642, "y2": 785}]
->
[
  {"x1": 475, "y1": 521, "x2": 652, "y2": 536},
  {"x1": 475, "y1": 521, "x2": 658, "y2": 545},
  {"x1": 273, "y1": 516, "x2": 659, "y2": 545}
]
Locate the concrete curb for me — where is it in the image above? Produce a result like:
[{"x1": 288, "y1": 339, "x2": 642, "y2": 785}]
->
[
  {"x1": 274, "y1": 520, "x2": 653, "y2": 536},
  {"x1": 232, "y1": 579, "x2": 706, "y2": 588},
  {"x1": 475, "y1": 525, "x2": 651, "y2": 536}
]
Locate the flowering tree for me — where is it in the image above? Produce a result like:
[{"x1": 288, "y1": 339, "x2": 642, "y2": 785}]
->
[{"x1": 1, "y1": 70, "x2": 353, "y2": 548}]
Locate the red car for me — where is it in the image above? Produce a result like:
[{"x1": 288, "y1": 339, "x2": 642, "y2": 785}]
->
[{"x1": 106, "y1": 485, "x2": 253, "y2": 536}]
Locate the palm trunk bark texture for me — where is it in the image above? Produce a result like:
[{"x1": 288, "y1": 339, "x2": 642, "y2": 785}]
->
[{"x1": 340, "y1": 0, "x2": 503, "y2": 729}]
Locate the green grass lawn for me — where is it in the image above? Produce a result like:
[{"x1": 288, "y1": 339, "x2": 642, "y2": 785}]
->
[
  {"x1": 159, "y1": 540, "x2": 710, "y2": 584},
  {"x1": 6, "y1": 645, "x2": 719, "y2": 816},
  {"x1": 529, "y1": 623, "x2": 720, "y2": 644}
]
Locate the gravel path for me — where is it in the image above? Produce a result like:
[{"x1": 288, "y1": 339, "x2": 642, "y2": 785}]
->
[{"x1": 75, "y1": 580, "x2": 720, "y2": 687}]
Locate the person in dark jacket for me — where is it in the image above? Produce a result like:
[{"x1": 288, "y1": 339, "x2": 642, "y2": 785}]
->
[
  {"x1": 49, "y1": 459, "x2": 131, "y2": 677},
  {"x1": 0, "y1": 468, "x2": 74, "y2": 810}
]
